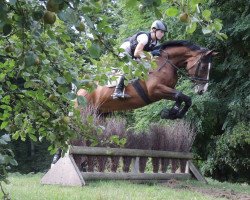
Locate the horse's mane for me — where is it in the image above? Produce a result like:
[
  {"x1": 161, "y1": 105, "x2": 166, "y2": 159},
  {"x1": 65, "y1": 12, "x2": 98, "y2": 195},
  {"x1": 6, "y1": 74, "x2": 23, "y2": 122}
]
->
[{"x1": 155, "y1": 40, "x2": 207, "y2": 51}]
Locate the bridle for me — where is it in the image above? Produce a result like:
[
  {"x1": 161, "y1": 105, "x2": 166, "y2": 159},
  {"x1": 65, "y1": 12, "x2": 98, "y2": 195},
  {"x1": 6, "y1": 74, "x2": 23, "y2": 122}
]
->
[
  {"x1": 158, "y1": 51, "x2": 210, "y2": 84},
  {"x1": 188, "y1": 54, "x2": 210, "y2": 83}
]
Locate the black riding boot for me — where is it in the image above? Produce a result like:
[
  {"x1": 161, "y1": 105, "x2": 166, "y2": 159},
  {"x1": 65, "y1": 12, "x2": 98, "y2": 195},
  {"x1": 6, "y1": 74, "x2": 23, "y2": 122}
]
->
[{"x1": 112, "y1": 75, "x2": 130, "y2": 99}]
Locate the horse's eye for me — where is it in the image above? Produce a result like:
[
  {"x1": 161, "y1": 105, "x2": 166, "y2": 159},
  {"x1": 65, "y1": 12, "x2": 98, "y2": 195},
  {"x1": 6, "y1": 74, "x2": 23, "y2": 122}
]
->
[{"x1": 200, "y1": 64, "x2": 207, "y2": 71}]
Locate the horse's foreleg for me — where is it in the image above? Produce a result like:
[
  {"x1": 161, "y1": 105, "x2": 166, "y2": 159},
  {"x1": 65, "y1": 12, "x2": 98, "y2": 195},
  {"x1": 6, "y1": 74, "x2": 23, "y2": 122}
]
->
[
  {"x1": 159, "y1": 90, "x2": 191, "y2": 119},
  {"x1": 174, "y1": 92, "x2": 192, "y2": 119},
  {"x1": 152, "y1": 85, "x2": 192, "y2": 119}
]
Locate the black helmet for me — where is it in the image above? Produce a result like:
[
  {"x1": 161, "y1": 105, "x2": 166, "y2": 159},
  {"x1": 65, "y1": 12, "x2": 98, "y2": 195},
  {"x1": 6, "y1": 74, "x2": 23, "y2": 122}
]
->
[{"x1": 151, "y1": 20, "x2": 167, "y2": 32}]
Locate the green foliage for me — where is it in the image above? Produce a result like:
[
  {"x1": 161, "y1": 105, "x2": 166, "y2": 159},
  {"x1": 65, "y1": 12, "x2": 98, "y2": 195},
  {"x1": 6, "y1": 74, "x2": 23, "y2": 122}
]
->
[
  {"x1": 0, "y1": 132, "x2": 17, "y2": 198},
  {"x1": 202, "y1": 123, "x2": 250, "y2": 182},
  {"x1": 0, "y1": 133, "x2": 17, "y2": 183},
  {"x1": 8, "y1": 139, "x2": 52, "y2": 174},
  {"x1": 186, "y1": 0, "x2": 250, "y2": 182}
]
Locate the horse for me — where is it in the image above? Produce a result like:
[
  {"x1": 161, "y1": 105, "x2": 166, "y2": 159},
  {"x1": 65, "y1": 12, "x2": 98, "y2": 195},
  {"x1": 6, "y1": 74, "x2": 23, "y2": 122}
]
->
[{"x1": 76, "y1": 40, "x2": 217, "y2": 120}]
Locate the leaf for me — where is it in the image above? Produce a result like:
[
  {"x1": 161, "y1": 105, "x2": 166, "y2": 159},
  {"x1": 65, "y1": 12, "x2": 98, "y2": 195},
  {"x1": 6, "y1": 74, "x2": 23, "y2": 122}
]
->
[
  {"x1": 65, "y1": 92, "x2": 76, "y2": 100},
  {"x1": 88, "y1": 43, "x2": 101, "y2": 59},
  {"x1": 0, "y1": 121, "x2": 8, "y2": 130},
  {"x1": 213, "y1": 20, "x2": 223, "y2": 31},
  {"x1": 29, "y1": 134, "x2": 37, "y2": 142},
  {"x1": 77, "y1": 96, "x2": 87, "y2": 107},
  {"x1": 0, "y1": 73, "x2": 6, "y2": 82},
  {"x1": 166, "y1": 7, "x2": 178, "y2": 17},
  {"x1": 25, "y1": 51, "x2": 36, "y2": 67},
  {"x1": 56, "y1": 77, "x2": 66, "y2": 84},
  {"x1": 22, "y1": 72, "x2": 30, "y2": 77},
  {"x1": 12, "y1": 132, "x2": 19, "y2": 140},
  {"x1": 10, "y1": 159, "x2": 18, "y2": 166},
  {"x1": 58, "y1": 8, "x2": 77, "y2": 23},
  {"x1": 215, "y1": 33, "x2": 228, "y2": 41},
  {"x1": 202, "y1": 10, "x2": 211, "y2": 21},
  {"x1": 122, "y1": 65, "x2": 129, "y2": 74},
  {"x1": 219, "y1": 33, "x2": 228, "y2": 40},
  {"x1": 186, "y1": 22, "x2": 197, "y2": 34}
]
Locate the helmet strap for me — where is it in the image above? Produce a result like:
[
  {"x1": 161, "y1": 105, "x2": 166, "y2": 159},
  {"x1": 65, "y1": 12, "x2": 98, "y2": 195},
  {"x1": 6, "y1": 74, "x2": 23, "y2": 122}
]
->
[{"x1": 151, "y1": 28, "x2": 158, "y2": 41}]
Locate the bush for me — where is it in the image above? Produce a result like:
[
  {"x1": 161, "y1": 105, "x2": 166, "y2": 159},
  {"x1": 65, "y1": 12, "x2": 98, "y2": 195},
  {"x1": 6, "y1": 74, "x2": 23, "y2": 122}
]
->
[{"x1": 202, "y1": 122, "x2": 250, "y2": 183}]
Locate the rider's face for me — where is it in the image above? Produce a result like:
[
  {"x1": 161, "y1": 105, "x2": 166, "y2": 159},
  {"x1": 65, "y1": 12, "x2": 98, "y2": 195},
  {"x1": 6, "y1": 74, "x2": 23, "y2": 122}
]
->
[{"x1": 155, "y1": 30, "x2": 165, "y2": 40}]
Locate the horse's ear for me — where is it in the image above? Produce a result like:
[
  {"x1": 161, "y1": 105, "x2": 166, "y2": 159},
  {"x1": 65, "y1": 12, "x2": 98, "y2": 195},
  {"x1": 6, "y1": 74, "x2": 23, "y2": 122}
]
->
[
  {"x1": 212, "y1": 51, "x2": 219, "y2": 56},
  {"x1": 205, "y1": 50, "x2": 219, "y2": 56}
]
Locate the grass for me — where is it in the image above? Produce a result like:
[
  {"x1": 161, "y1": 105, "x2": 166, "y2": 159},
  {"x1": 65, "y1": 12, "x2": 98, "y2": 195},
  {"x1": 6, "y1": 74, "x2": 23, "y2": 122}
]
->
[
  {"x1": 0, "y1": 173, "x2": 249, "y2": 200},
  {"x1": 185, "y1": 178, "x2": 250, "y2": 195}
]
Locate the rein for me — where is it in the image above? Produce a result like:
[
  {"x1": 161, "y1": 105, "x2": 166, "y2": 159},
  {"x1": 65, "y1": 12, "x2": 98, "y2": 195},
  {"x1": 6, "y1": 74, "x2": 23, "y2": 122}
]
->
[{"x1": 158, "y1": 51, "x2": 209, "y2": 83}]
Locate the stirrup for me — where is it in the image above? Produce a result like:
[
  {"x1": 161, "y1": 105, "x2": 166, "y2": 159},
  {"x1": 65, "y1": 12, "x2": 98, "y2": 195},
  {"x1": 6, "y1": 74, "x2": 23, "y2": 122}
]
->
[{"x1": 111, "y1": 91, "x2": 130, "y2": 99}]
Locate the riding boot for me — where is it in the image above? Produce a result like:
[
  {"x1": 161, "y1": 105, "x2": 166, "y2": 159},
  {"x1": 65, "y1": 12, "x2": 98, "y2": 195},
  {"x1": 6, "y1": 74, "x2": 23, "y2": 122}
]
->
[{"x1": 112, "y1": 75, "x2": 130, "y2": 99}]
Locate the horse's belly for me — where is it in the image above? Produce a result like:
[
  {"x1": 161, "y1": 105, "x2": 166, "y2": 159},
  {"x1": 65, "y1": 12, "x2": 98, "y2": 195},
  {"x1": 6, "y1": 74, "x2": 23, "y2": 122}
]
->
[{"x1": 98, "y1": 99, "x2": 145, "y2": 113}]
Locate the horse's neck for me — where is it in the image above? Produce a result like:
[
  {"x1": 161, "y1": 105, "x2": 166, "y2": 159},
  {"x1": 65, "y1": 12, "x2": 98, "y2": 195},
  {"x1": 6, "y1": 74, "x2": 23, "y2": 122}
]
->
[{"x1": 163, "y1": 47, "x2": 197, "y2": 70}]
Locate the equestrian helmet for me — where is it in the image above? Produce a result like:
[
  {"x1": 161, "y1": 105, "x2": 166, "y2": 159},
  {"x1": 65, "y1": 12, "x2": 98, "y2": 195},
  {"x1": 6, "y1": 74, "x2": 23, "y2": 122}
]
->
[{"x1": 151, "y1": 20, "x2": 167, "y2": 32}]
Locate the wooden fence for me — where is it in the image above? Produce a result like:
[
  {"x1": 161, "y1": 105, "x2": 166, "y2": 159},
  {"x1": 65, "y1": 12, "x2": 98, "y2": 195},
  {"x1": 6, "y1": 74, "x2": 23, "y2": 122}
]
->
[{"x1": 41, "y1": 146, "x2": 207, "y2": 186}]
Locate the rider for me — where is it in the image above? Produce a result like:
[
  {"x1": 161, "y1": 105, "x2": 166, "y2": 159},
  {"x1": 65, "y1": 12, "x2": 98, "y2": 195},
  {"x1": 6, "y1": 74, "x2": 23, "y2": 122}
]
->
[{"x1": 112, "y1": 20, "x2": 167, "y2": 99}]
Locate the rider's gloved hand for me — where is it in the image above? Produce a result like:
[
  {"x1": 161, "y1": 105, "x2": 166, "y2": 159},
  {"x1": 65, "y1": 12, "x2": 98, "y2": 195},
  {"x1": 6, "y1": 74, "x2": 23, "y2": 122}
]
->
[{"x1": 151, "y1": 49, "x2": 161, "y2": 57}]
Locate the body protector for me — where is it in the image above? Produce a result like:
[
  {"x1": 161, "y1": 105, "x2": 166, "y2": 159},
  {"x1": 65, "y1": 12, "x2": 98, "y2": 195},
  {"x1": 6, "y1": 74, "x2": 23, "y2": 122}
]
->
[{"x1": 129, "y1": 32, "x2": 156, "y2": 58}]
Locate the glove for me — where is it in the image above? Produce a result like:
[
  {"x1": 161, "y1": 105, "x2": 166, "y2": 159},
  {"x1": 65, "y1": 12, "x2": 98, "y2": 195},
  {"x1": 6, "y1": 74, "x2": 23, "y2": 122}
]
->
[{"x1": 150, "y1": 49, "x2": 161, "y2": 57}]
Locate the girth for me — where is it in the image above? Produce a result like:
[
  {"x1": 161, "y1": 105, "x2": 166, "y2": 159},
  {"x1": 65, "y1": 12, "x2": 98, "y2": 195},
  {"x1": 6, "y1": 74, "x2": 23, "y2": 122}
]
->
[{"x1": 132, "y1": 79, "x2": 152, "y2": 104}]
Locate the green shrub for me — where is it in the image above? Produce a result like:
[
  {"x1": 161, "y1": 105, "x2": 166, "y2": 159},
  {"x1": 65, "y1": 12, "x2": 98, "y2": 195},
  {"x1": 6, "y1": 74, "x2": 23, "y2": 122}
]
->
[{"x1": 202, "y1": 122, "x2": 250, "y2": 183}]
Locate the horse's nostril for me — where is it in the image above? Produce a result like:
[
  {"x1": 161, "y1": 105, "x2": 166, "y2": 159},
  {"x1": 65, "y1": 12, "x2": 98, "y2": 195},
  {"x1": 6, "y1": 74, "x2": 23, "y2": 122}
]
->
[{"x1": 198, "y1": 90, "x2": 203, "y2": 95}]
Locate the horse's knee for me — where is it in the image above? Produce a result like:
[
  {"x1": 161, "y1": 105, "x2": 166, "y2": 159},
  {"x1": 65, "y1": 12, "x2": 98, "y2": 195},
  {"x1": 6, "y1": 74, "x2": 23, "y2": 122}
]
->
[
  {"x1": 77, "y1": 89, "x2": 86, "y2": 96},
  {"x1": 175, "y1": 92, "x2": 192, "y2": 107}
]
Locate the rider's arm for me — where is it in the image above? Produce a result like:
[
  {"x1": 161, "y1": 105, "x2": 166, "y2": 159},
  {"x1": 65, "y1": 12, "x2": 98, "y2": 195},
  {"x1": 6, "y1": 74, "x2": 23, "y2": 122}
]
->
[
  {"x1": 134, "y1": 42, "x2": 146, "y2": 58},
  {"x1": 133, "y1": 34, "x2": 148, "y2": 59}
]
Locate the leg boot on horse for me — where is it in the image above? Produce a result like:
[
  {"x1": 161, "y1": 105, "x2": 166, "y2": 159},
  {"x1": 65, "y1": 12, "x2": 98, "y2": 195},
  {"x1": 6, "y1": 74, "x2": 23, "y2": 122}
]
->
[
  {"x1": 51, "y1": 148, "x2": 62, "y2": 168},
  {"x1": 112, "y1": 75, "x2": 130, "y2": 99}
]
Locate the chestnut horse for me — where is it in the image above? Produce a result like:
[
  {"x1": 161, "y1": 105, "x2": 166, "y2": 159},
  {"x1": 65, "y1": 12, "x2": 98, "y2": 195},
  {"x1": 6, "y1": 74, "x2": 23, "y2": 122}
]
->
[{"x1": 76, "y1": 40, "x2": 217, "y2": 120}]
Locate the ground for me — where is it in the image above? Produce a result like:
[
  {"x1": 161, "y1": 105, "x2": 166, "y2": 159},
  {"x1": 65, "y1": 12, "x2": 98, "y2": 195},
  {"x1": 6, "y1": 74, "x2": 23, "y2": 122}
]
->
[{"x1": 162, "y1": 179, "x2": 250, "y2": 200}]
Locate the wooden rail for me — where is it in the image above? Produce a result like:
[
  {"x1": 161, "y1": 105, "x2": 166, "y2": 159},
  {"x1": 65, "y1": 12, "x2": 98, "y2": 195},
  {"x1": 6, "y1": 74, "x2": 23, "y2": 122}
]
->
[
  {"x1": 70, "y1": 146, "x2": 193, "y2": 159},
  {"x1": 81, "y1": 172, "x2": 191, "y2": 181}
]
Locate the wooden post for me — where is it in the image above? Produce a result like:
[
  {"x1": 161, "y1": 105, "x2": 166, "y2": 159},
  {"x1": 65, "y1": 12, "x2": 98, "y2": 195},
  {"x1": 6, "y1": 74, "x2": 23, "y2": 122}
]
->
[
  {"x1": 132, "y1": 157, "x2": 140, "y2": 173},
  {"x1": 188, "y1": 161, "x2": 207, "y2": 184}
]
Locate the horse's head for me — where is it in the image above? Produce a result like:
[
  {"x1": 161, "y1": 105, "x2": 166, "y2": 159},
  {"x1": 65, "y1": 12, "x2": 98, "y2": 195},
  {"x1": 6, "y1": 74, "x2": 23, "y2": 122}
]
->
[{"x1": 186, "y1": 50, "x2": 218, "y2": 95}]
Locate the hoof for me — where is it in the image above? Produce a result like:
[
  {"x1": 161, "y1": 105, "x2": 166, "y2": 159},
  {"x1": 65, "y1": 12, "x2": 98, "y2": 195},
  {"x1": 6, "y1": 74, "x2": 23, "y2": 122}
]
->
[
  {"x1": 160, "y1": 108, "x2": 169, "y2": 119},
  {"x1": 160, "y1": 108, "x2": 177, "y2": 120}
]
